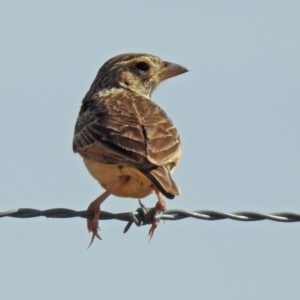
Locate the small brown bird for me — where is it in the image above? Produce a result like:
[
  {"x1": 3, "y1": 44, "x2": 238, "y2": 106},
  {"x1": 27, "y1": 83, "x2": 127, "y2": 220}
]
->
[{"x1": 73, "y1": 53, "x2": 188, "y2": 245}]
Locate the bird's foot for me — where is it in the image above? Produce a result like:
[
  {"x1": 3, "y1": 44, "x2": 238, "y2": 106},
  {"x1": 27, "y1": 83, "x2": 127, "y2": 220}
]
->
[
  {"x1": 87, "y1": 203, "x2": 102, "y2": 248},
  {"x1": 148, "y1": 195, "x2": 166, "y2": 242},
  {"x1": 86, "y1": 175, "x2": 129, "y2": 248}
]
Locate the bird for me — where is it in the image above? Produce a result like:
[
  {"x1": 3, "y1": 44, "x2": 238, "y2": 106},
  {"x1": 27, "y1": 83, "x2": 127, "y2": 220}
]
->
[{"x1": 73, "y1": 53, "x2": 188, "y2": 246}]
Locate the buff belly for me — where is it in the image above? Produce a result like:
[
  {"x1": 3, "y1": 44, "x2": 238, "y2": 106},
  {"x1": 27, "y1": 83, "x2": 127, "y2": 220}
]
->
[{"x1": 83, "y1": 158, "x2": 153, "y2": 198}]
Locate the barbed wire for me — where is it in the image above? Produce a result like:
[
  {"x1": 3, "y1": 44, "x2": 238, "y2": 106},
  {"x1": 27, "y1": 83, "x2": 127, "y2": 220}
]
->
[{"x1": 1, "y1": 206, "x2": 300, "y2": 233}]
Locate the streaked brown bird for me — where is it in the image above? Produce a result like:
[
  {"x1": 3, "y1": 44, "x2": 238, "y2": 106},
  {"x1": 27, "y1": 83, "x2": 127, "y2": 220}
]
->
[{"x1": 73, "y1": 53, "x2": 188, "y2": 246}]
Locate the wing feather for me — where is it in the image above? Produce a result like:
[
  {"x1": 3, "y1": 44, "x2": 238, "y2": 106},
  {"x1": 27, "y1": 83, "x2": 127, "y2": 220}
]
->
[{"x1": 73, "y1": 89, "x2": 181, "y2": 198}]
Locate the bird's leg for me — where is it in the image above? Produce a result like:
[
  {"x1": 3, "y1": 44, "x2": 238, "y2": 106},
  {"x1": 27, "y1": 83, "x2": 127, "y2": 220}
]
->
[
  {"x1": 148, "y1": 185, "x2": 166, "y2": 241},
  {"x1": 87, "y1": 175, "x2": 128, "y2": 247}
]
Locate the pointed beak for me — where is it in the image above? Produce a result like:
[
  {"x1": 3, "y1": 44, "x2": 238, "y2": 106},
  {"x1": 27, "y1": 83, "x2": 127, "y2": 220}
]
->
[{"x1": 157, "y1": 61, "x2": 188, "y2": 81}]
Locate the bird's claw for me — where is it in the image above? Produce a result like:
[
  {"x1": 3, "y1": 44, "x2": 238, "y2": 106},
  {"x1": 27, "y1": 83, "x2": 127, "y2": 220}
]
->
[
  {"x1": 148, "y1": 219, "x2": 158, "y2": 242},
  {"x1": 148, "y1": 197, "x2": 166, "y2": 242},
  {"x1": 87, "y1": 207, "x2": 102, "y2": 248},
  {"x1": 87, "y1": 230, "x2": 102, "y2": 249}
]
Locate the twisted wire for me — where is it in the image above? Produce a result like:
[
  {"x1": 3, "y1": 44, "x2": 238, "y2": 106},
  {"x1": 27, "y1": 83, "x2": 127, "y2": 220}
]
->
[{"x1": 1, "y1": 207, "x2": 299, "y2": 233}]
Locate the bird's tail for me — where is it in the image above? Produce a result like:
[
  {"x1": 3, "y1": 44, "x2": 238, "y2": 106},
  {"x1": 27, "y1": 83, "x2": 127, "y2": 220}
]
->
[{"x1": 141, "y1": 166, "x2": 180, "y2": 199}]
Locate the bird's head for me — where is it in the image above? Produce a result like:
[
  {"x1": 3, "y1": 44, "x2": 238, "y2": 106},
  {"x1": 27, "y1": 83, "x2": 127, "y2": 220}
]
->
[{"x1": 88, "y1": 53, "x2": 188, "y2": 99}]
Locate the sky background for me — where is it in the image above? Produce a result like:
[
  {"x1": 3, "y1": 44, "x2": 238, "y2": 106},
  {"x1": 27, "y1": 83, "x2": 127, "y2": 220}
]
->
[{"x1": 1, "y1": 1, "x2": 300, "y2": 299}]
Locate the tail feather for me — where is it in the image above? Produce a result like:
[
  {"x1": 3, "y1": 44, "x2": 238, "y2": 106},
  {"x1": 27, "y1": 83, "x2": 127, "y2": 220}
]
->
[{"x1": 141, "y1": 166, "x2": 180, "y2": 199}]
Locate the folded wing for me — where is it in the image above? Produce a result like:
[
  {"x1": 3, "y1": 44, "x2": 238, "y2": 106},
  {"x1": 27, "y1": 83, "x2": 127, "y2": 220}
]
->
[{"x1": 73, "y1": 90, "x2": 181, "y2": 198}]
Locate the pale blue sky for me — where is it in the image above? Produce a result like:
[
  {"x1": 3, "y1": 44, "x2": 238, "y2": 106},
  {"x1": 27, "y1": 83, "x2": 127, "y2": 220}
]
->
[{"x1": 1, "y1": 1, "x2": 300, "y2": 299}]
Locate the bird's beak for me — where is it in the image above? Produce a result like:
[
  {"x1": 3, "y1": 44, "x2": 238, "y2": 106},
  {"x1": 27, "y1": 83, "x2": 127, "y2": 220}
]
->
[{"x1": 157, "y1": 61, "x2": 188, "y2": 81}]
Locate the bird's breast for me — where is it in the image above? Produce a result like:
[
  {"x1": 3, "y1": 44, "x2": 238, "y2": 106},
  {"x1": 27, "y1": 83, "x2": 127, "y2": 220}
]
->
[{"x1": 83, "y1": 158, "x2": 153, "y2": 198}]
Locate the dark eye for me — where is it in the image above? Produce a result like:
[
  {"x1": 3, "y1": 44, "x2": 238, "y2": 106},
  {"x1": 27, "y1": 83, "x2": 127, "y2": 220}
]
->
[{"x1": 135, "y1": 62, "x2": 150, "y2": 72}]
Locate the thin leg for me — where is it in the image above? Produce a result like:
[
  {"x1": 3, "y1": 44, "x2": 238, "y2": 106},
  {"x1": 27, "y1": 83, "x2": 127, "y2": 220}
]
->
[
  {"x1": 148, "y1": 185, "x2": 166, "y2": 242},
  {"x1": 87, "y1": 175, "x2": 128, "y2": 248}
]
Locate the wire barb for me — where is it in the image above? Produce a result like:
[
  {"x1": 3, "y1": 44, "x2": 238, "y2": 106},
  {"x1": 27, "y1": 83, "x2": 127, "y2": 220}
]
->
[{"x1": 123, "y1": 200, "x2": 155, "y2": 233}]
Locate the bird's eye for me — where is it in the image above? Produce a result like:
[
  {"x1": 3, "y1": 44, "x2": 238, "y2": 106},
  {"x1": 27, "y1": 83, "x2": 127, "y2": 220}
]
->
[{"x1": 135, "y1": 62, "x2": 150, "y2": 72}]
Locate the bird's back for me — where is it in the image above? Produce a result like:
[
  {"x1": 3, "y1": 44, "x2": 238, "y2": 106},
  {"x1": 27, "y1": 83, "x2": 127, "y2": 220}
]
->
[{"x1": 73, "y1": 89, "x2": 181, "y2": 199}]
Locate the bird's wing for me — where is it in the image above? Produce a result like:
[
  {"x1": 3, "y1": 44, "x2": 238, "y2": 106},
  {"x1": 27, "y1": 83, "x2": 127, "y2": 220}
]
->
[{"x1": 73, "y1": 90, "x2": 181, "y2": 198}]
